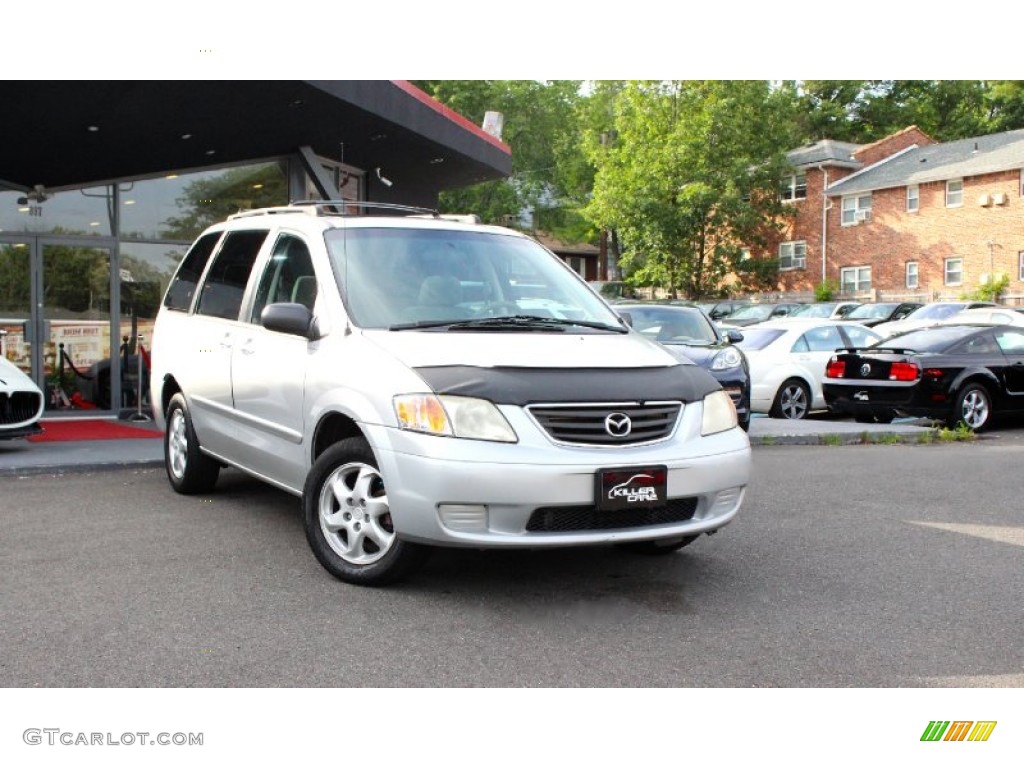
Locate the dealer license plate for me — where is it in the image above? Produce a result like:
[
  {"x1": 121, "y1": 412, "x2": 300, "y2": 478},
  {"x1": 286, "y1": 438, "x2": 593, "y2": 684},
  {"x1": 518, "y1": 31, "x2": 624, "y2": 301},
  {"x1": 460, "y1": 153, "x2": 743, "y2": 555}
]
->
[{"x1": 597, "y1": 466, "x2": 667, "y2": 512}]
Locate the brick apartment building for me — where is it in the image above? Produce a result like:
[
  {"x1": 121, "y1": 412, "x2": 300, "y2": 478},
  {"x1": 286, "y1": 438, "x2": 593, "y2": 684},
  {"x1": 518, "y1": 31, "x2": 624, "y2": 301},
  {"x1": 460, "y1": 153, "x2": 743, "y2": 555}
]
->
[{"x1": 762, "y1": 126, "x2": 1024, "y2": 304}]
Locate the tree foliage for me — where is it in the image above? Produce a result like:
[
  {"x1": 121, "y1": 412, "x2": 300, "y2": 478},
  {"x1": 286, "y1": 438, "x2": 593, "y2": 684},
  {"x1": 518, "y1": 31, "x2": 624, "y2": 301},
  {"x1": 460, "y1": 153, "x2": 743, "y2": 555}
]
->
[{"x1": 584, "y1": 80, "x2": 799, "y2": 298}]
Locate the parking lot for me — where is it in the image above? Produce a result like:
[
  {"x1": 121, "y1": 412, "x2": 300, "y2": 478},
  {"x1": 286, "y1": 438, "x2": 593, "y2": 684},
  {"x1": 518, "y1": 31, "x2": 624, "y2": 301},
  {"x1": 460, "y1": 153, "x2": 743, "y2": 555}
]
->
[{"x1": 3, "y1": 434, "x2": 1024, "y2": 687}]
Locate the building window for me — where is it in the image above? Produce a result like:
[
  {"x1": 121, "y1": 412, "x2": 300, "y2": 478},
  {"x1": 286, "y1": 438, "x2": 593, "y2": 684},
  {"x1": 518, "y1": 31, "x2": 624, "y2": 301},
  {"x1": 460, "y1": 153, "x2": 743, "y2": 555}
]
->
[
  {"x1": 780, "y1": 173, "x2": 807, "y2": 202},
  {"x1": 841, "y1": 194, "x2": 872, "y2": 225},
  {"x1": 907, "y1": 184, "x2": 919, "y2": 212},
  {"x1": 945, "y1": 257, "x2": 963, "y2": 286},
  {"x1": 779, "y1": 241, "x2": 806, "y2": 271},
  {"x1": 1019, "y1": 251, "x2": 1024, "y2": 282},
  {"x1": 840, "y1": 266, "x2": 871, "y2": 293},
  {"x1": 945, "y1": 179, "x2": 963, "y2": 208},
  {"x1": 906, "y1": 261, "x2": 919, "y2": 289}
]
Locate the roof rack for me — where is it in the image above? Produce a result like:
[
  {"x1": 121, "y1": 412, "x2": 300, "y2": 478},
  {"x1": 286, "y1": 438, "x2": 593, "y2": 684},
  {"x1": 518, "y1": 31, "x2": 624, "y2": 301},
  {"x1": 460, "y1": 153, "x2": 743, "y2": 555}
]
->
[{"x1": 288, "y1": 200, "x2": 441, "y2": 217}]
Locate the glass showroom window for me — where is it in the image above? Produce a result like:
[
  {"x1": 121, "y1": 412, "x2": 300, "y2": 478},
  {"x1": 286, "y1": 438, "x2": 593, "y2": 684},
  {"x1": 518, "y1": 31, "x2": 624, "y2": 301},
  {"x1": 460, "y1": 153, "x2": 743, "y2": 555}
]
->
[
  {"x1": 906, "y1": 261, "x2": 919, "y2": 289},
  {"x1": 945, "y1": 179, "x2": 963, "y2": 208},
  {"x1": 945, "y1": 257, "x2": 963, "y2": 286},
  {"x1": 779, "y1": 241, "x2": 806, "y2": 271},
  {"x1": 840, "y1": 266, "x2": 871, "y2": 293},
  {"x1": 841, "y1": 194, "x2": 872, "y2": 225},
  {"x1": 780, "y1": 173, "x2": 807, "y2": 202},
  {"x1": 907, "y1": 184, "x2": 919, "y2": 212}
]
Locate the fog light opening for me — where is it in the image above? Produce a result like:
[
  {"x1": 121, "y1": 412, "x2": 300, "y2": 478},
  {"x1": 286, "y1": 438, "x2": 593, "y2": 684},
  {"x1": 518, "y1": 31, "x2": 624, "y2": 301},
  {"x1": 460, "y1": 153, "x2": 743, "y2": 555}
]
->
[{"x1": 438, "y1": 504, "x2": 489, "y2": 533}]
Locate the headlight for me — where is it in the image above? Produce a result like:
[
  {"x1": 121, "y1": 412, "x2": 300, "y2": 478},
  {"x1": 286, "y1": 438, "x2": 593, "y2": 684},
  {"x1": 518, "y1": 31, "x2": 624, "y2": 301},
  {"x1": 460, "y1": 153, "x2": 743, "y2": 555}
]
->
[
  {"x1": 701, "y1": 390, "x2": 738, "y2": 436},
  {"x1": 710, "y1": 346, "x2": 743, "y2": 371},
  {"x1": 394, "y1": 394, "x2": 518, "y2": 443}
]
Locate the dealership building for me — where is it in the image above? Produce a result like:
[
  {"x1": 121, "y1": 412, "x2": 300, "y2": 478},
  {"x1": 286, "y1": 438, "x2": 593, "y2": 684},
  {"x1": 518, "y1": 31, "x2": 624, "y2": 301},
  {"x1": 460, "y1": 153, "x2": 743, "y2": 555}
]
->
[{"x1": 0, "y1": 81, "x2": 511, "y2": 413}]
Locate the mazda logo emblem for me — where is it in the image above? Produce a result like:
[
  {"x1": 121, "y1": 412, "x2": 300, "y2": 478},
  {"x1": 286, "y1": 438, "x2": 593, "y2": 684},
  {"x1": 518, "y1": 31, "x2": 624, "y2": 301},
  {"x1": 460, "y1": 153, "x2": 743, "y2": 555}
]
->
[
  {"x1": 860, "y1": 363, "x2": 872, "y2": 377},
  {"x1": 605, "y1": 413, "x2": 632, "y2": 437}
]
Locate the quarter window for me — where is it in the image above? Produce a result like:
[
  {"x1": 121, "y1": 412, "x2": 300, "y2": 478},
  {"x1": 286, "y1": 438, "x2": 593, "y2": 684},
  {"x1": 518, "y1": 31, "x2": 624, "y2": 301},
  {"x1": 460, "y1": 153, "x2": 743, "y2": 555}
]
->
[
  {"x1": 907, "y1": 184, "x2": 919, "y2": 212},
  {"x1": 840, "y1": 266, "x2": 871, "y2": 293},
  {"x1": 946, "y1": 179, "x2": 963, "y2": 207},
  {"x1": 163, "y1": 232, "x2": 222, "y2": 312},
  {"x1": 944, "y1": 257, "x2": 963, "y2": 286},
  {"x1": 195, "y1": 230, "x2": 268, "y2": 320},
  {"x1": 906, "y1": 261, "x2": 919, "y2": 289},
  {"x1": 841, "y1": 194, "x2": 872, "y2": 225},
  {"x1": 778, "y1": 241, "x2": 806, "y2": 271}
]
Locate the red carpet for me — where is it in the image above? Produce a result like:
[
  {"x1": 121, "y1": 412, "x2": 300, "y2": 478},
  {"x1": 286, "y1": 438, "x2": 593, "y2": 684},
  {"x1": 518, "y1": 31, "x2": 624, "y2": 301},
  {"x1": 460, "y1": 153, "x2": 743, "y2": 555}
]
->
[{"x1": 28, "y1": 419, "x2": 162, "y2": 442}]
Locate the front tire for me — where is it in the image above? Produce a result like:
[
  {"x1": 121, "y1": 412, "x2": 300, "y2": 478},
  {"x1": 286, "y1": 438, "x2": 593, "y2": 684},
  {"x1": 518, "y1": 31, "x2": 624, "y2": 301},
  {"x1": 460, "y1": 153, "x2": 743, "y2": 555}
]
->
[
  {"x1": 948, "y1": 383, "x2": 992, "y2": 431},
  {"x1": 303, "y1": 437, "x2": 430, "y2": 586},
  {"x1": 770, "y1": 378, "x2": 811, "y2": 420},
  {"x1": 164, "y1": 392, "x2": 220, "y2": 494}
]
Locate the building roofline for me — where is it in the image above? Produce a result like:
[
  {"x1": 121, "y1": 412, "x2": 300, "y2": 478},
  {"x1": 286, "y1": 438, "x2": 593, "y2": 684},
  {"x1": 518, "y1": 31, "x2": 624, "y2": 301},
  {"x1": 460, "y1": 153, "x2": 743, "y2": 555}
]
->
[
  {"x1": 826, "y1": 144, "x2": 920, "y2": 196},
  {"x1": 391, "y1": 80, "x2": 511, "y2": 155}
]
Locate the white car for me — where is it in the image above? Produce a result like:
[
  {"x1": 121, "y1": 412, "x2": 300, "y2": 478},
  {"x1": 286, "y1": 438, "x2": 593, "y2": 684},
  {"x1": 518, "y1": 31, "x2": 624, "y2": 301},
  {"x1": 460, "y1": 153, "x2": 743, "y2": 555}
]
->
[
  {"x1": 735, "y1": 318, "x2": 882, "y2": 420},
  {"x1": 785, "y1": 301, "x2": 861, "y2": 320},
  {"x1": 0, "y1": 354, "x2": 44, "y2": 440},
  {"x1": 939, "y1": 307, "x2": 1024, "y2": 327},
  {"x1": 150, "y1": 202, "x2": 751, "y2": 585},
  {"x1": 873, "y1": 301, "x2": 998, "y2": 339}
]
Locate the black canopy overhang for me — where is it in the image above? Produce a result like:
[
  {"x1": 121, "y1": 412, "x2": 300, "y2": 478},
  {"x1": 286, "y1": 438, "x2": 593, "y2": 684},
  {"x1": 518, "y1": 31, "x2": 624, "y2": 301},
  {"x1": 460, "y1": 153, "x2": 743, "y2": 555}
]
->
[{"x1": 0, "y1": 80, "x2": 511, "y2": 194}]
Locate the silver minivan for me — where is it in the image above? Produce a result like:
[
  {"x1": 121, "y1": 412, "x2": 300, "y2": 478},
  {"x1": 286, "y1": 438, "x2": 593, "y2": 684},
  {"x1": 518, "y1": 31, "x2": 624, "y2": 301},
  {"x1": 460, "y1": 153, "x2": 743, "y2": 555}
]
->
[{"x1": 151, "y1": 202, "x2": 751, "y2": 585}]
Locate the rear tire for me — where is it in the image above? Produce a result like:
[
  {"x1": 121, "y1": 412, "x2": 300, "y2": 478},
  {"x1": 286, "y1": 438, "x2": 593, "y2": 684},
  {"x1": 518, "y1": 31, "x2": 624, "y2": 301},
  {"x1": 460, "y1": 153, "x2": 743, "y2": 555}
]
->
[
  {"x1": 303, "y1": 437, "x2": 431, "y2": 586},
  {"x1": 164, "y1": 392, "x2": 220, "y2": 494},
  {"x1": 948, "y1": 382, "x2": 992, "y2": 431},
  {"x1": 770, "y1": 378, "x2": 811, "y2": 420}
]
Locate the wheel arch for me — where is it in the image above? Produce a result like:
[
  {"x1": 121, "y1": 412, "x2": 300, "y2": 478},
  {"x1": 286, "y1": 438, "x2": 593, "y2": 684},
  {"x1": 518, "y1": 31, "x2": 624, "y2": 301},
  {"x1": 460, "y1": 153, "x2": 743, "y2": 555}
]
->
[{"x1": 311, "y1": 411, "x2": 366, "y2": 464}]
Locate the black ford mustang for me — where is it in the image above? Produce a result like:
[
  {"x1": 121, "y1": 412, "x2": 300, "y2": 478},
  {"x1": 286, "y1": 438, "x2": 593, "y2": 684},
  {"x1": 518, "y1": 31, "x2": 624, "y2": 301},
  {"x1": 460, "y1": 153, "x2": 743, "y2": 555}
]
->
[{"x1": 823, "y1": 324, "x2": 1024, "y2": 431}]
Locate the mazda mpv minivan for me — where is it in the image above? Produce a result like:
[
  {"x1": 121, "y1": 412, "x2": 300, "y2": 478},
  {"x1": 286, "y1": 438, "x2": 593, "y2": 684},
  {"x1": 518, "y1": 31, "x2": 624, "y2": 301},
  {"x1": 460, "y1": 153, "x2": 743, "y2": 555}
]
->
[{"x1": 151, "y1": 202, "x2": 751, "y2": 585}]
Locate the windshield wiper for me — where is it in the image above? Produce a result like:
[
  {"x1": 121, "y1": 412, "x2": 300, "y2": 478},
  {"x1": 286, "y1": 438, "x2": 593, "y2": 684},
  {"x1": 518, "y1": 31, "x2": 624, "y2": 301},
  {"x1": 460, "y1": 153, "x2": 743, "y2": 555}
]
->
[{"x1": 446, "y1": 315, "x2": 628, "y2": 333}]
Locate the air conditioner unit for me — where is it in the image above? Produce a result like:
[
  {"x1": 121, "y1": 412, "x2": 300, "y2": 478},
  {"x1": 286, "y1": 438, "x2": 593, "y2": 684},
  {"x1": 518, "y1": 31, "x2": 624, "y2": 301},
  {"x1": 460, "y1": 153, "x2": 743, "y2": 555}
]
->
[
  {"x1": 977, "y1": 193, "x2": 992, "y2": 207},
  {"x1": 854, "y1": 210, "x2": 871, "y2": 222},
  {"x1": 992, "y1": 192, "x2": 1008, "y2": 205}
]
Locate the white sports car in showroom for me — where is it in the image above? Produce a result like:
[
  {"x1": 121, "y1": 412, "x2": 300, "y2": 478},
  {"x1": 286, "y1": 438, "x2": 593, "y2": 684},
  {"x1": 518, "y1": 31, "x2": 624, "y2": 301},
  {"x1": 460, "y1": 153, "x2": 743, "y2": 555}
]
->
[{"x1": 0, "y1": 356, "x2": 44, "y2": 439}]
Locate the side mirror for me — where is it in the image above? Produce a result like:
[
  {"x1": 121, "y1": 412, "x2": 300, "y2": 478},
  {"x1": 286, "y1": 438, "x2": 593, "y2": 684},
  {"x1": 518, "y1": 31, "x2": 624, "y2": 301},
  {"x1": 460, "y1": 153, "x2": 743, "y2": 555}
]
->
[
  {"x1": 725, "y1": 329, "x2": 744, "y2": 343},
  {"x1": 262, "y1": 302, "x2": 319, "y2": 339},
  {"x1": 618, "y1": 311, "x2": 634, "y2": 327}
]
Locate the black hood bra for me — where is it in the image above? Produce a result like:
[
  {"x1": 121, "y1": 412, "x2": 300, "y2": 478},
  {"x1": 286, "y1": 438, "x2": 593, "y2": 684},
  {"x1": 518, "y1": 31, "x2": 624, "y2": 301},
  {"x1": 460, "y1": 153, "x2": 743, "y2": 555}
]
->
[{"x1": 413, "y1": 365, "x2": 720, "y2": 406}]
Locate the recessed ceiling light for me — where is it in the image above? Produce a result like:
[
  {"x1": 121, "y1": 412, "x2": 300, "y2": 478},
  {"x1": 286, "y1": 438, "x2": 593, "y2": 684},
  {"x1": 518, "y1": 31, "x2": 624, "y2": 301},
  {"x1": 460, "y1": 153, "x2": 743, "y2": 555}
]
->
[
  {"x1": 166, "y1": 174, "x2": 179, "y2": 180},
  {"x1": 181, "y1": 133, "x2": 192, "y2": 140},
  {"x1": 87, "y1": 125, "x2": 100, "y2": 132},
  {"x1": 89, "y1": 221, "x2": 100, "y2": 227},
  {"x1": 252, "y1": 183, "x2": 264, "y2": 190},
  {"x1": 123, "y1": 199, "x2": 136, "y2": 206},
  {"x1": 17, "y1": 207, "x2": 30, "y2": 213},
  {"x1": 205, "y1": 149, "x2": 216, "y2": 156},
  {"x1": 430, "y1": 157, "x2": 445, "y2": 164}
]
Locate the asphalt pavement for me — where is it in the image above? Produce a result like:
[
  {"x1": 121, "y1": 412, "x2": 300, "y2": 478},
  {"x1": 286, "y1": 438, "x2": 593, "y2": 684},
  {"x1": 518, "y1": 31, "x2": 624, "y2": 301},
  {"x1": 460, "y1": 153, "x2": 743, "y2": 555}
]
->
[{"x1": 0, "y1": 414, "x2": 943, "y2": 477}]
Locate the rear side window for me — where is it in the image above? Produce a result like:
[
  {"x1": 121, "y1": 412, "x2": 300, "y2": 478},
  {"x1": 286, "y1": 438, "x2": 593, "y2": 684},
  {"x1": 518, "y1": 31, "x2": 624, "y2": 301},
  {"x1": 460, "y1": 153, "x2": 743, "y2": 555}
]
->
[
  {"x1": 196, "y1": 230, "x2": 269, "y2": 320},
  {"x1": 163, "y1": 232, "x2": 221, "y2": 311}
]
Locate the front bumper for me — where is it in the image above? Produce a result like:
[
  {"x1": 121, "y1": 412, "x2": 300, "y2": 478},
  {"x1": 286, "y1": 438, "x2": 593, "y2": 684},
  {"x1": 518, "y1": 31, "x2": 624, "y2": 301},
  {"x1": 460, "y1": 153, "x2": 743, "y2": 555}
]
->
[{"x1": 365, "y1": 404, "x2": 751, "y2": 548}]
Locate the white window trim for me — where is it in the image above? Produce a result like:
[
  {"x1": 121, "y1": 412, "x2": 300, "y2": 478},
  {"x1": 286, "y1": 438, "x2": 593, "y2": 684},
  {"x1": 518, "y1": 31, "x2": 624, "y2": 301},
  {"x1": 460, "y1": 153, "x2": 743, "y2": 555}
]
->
[
  {"x1": 906, "y1": 184, "x2": 919, "y2": 213},
  {"x1": 841, "y1": 194, "x2": 873, "y2": 226},
  {"x1": 840, "y1": 265, "x2": 872, "y2": 293},
  {"x1": 945, "y1": 257, "x2": 964, "y2": 286},
  {"x1": 780, "y1": 172, "x2": 807, "y2": 203},
  {"x1": 945, "y1": 178, "x2": 963, "y2": 208},
  {"x1": 906, "y1": 261, "x2": 919, "y2": 289},
  {"x1": 778, "y1": 240, "x2": 807, "y2": 271}
]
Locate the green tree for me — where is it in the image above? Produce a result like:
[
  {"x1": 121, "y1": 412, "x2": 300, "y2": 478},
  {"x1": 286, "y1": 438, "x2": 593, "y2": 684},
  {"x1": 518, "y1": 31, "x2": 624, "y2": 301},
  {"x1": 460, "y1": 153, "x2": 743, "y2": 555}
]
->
[
  {"x1": 412, "y1": 80, "x2": 585, "y2": 232},
  {"x1": 584, "y1": 80, "x2": 799, "y2": 299}
]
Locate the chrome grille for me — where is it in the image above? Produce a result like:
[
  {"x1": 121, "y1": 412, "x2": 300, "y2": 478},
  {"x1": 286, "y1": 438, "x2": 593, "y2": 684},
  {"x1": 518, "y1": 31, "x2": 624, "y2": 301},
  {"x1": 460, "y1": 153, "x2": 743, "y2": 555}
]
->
[
  {"x1": 0, "y1": 391, "x2": 42, "y2": 425},
  {"x1": 527, "y1": 402, "x2": 681, "y2": 446}
]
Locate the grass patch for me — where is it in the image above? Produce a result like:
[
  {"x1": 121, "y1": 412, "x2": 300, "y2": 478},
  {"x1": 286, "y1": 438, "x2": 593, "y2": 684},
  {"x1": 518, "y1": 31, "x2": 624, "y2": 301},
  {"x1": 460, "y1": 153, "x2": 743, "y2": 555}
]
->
[
  {"x1": 820, "y1": 434, "x2": 843, "y2": 446},
  {"x1": 936, "y1": 422, "x2": 977, "y2": 442},
  {"x1": 876, "y1": 432, "x2": 902, "y2": 445}
]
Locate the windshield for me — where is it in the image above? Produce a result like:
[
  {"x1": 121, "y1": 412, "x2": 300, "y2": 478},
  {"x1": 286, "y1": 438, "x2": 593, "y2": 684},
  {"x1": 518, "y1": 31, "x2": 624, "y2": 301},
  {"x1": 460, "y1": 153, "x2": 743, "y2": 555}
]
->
[
  {"x1": 846, "y1": 303, "x2": 896, "y2": 320},
  {"x1": 879, "y1": 326, "x2": 976, "y2": 353},
  {"x1": 325, "y1": 228, "x2": 621, "y2": 330},
  {"x1": 789, "y1": 303, "x2": 837, "y2": 318},
  {"x1": 905, "y1": 303, "x2": 966, "y2": 320},
  {"x1": 623, "y1": 307, "x2": 719, "y2": 344},
  {"x1": 726, "y1": 304, "x2": 773, "y2": 321}
]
